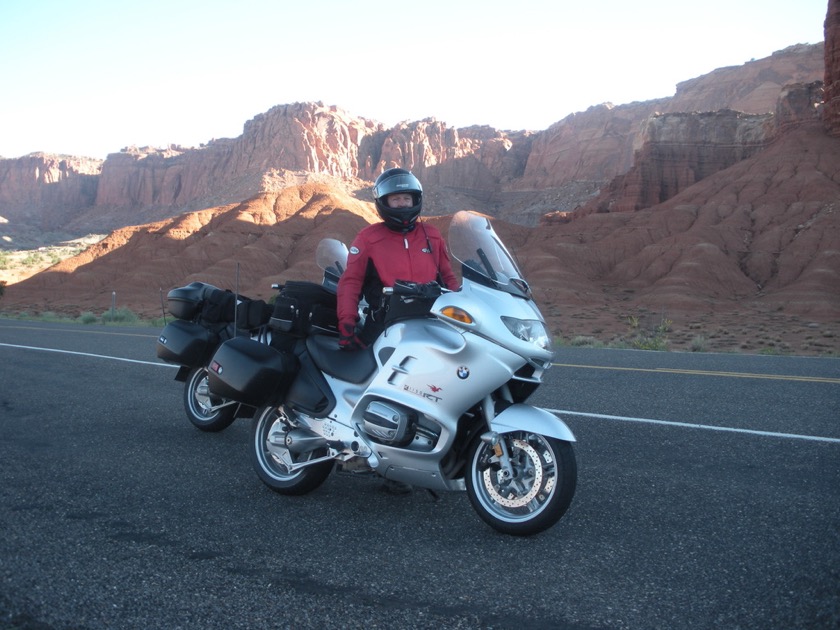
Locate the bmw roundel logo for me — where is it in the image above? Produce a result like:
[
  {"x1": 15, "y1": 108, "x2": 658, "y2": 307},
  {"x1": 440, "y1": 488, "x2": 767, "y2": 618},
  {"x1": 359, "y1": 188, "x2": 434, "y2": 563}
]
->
[{"x1": 457, "y1": 366, "x2": 470, "y2": 379}]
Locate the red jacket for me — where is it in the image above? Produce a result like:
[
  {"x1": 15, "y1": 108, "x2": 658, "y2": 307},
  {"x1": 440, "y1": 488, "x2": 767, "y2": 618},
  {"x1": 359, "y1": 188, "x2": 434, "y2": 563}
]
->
[{"x1": 337, "y1": 221, "x2": 459, "y2": 329}]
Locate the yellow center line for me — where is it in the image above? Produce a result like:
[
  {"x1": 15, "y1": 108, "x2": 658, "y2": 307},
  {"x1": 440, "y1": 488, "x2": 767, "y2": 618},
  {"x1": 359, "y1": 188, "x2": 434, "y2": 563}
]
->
[
  {"x1": 551, "y1": 363, "x2": 840, "y2": 384},
  {"x1": 0, "y1": 324, "x2": 157, "y2": 338}
]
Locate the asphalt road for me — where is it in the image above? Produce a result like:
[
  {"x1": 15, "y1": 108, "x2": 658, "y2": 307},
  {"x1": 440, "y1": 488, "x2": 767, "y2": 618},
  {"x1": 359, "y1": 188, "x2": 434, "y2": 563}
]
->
[{"x1": 1, "y1": 320, "x2": 838, "y2": 629}]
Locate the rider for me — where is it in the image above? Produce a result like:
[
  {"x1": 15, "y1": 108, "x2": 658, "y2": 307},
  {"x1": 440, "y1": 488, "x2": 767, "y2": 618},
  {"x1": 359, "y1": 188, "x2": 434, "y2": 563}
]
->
[{"x1": 337, "y1": 168, "x2": 459, "y2": 350}]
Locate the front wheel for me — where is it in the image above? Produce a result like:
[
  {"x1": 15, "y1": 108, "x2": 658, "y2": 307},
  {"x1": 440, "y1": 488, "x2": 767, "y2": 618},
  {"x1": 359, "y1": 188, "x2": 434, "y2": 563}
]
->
[
  {"x1": 183, "y1": 366, "x2": 237, "y2": 432},
  {"x1": 250, "y1": 405, "x2": 333, "y2": 495},
  {"x1": 465, "y1": 431, "x2": 576, "y2": 536}
]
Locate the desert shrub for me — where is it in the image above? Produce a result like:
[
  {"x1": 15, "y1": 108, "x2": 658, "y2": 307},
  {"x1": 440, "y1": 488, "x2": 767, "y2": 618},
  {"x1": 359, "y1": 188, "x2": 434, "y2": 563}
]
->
[
  {"x1": 624, "y1": 313, "x2": 671, "y2": 351},
  {"x1": 78, "y1": 311, "x2": 98, "y2": 324},
  {"x1": 758, "y1": 345, "x2": 790, "y2": 356},
  {"x1": 631, "y1": 336, "x2": 669, "y2": 351},
  {"x1": 38, "y1": 311, "x2": 75, "y2": 323},
  {"x1": 689, "y1": 335, "x2": 707, "y2": 352},
  {"x1": 21, "y1": 252, "x2": 44, "y2": 267},
  {"x1": 569, "y1": 335, "x2": 604, "y2": 348},
  {"x1": 101, "y1": 307, "x2": 139, "y2": 324}
]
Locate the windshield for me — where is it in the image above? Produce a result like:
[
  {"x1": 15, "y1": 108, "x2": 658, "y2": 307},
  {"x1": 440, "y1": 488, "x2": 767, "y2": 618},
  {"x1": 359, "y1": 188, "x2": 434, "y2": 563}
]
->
[
  {"x1": 316, "y1": 238, "x2": 348, "y2": 276},
  {"x1": 315, "y1": 238, "x2": 348, "y2": 293},
  {"x1": 447, "y1": 211, "x2": 531, "y2": 298}
]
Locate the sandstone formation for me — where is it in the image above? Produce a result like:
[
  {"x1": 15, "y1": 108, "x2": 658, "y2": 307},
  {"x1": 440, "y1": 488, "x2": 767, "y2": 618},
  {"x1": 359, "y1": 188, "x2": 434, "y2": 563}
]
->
[
  {"x1": 5, "y1": 183, "x2": 376, "y2": 309},
  {"x1": 1, "y1": 6, "x2": 838, "y2": 357},
  {"x1": 514, "y1": 43, "x2": 824, "y2": 197},
  {"x1": 569, "y1": 110, "x2": 775, "y2": 216},
  {"x1": 535, "y1": 122, "x2": 840, "y2": 317},
  {"x1": 4, "y1": 118, "x2": 838, "y2": 355},
  {"x1": 825, "y1": 0, "x2": 840, "y2": 135},
  {"x1": 0, "y1": 45, "x2": 825, "y2": 239},
  {"x1": 666, "y1": 43, "x2": 825, "y2": 114},
  {"x1": 0, "y1": 154, "x2": 100, "y2": 239}
]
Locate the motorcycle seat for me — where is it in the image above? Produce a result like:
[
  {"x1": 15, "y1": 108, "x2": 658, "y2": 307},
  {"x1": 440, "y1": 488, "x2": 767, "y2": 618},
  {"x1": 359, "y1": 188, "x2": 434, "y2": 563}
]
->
[{"x1": 306, "y1": 334, "x2": 377, "y2": 384}]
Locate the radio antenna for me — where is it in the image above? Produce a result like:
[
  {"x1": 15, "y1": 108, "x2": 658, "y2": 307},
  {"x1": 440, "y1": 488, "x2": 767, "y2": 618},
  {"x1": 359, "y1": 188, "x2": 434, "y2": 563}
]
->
[
  {"x1": 234, "y1": 262, "x2": 240, "y2": 332},
  {"x1": 159, "y1": 288, "x2": 167, "y2": 325}
]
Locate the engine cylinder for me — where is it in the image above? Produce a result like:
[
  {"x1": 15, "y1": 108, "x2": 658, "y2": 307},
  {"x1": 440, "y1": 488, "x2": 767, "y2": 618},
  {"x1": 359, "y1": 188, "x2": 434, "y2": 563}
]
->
[{"x1": 362, "y1": 400, "x2": 416, "y2": 446}]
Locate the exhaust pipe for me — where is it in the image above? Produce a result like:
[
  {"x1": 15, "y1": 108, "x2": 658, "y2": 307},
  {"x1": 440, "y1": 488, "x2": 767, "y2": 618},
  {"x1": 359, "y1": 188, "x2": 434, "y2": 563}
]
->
[{"x1": 284, "y1": 429, "x2": 328, "y2": 454}]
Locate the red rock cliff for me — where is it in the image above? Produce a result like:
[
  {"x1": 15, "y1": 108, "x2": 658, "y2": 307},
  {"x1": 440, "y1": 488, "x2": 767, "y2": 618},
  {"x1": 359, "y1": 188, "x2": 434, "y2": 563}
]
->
[
  {"x1": 519, "y1": 43, "x2": 824, "y2": 195},
  {"x1": 575, "y1": 110, "x2": 776, "y2": 215},
  {"x1": 824, "y1": 0, "x2": 840, "y2": 135},
  {"x1": 667, "y1": 43, "x2": 824, "y2": 114},
  {"x1": 0, "y1": 44, "x2": 826, "y2": 235},
  {"x1": 0, "y1": 154, "x2": 100, "y2": 229}
]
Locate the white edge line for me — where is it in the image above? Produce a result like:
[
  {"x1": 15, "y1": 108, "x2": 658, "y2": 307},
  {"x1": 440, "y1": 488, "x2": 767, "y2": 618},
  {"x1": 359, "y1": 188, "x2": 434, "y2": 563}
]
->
[
  {"x1": 4, "y1": 342, "x2": 837, "y2": 444},
  {"x1": 0, "y1": 342, "x2": 176, "y2": 367},
  {"x1": 547, "y1": 408, "x2": 840, "y2": 444}
]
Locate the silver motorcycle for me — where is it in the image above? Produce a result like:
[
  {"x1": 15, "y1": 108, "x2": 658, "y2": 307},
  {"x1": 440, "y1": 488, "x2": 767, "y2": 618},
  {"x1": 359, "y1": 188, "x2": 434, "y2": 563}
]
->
[{"x1": 212, "y1": 211, "x2": 577, "y2": 535}]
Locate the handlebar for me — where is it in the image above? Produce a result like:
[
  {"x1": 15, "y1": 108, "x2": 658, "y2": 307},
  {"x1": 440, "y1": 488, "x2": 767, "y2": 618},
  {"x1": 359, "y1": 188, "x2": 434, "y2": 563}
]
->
[{"x1": 383, "y1": 280, "x2": 445, "y2": 299}]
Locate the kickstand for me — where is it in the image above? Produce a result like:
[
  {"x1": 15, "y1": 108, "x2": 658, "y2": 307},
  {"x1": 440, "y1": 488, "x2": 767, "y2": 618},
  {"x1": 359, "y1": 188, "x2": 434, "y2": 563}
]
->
[{"x1": 425, "y1": 488, "x2": 440, "y2": 501}]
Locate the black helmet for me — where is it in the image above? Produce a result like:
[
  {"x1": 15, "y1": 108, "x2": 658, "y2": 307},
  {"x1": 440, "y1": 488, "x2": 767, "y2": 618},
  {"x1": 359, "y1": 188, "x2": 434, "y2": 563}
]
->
[{"x1": 373, "y1": 168, "x2": 423, "y2": 232}]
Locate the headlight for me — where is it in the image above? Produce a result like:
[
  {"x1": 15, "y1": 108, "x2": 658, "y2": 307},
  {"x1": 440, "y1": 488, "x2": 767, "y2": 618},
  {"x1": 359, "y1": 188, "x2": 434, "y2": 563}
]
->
[{"x1": 501, "y1": 317, "x2": 553, "y2": 351}]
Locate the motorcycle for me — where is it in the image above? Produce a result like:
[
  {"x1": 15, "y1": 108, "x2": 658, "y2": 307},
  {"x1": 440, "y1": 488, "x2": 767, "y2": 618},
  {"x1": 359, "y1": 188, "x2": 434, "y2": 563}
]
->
[
  {"x1": 155, "y1": 239, "x2": 348, "y2": 432},
  {"x1": 208, "y1": 211, "x2": 576, "y2": 536}
]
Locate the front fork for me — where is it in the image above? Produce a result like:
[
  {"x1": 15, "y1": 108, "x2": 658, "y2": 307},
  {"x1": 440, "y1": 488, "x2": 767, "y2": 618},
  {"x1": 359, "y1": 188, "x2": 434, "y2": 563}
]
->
[{"x1": 479, "y1": 390, "x2": 515, "y2": 480}]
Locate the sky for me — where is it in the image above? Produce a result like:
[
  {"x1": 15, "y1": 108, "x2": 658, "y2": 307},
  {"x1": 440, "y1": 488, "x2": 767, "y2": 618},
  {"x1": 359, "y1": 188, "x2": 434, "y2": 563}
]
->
[{"x1": 0, "y1": 0, "x2": 829, "y2": 160}]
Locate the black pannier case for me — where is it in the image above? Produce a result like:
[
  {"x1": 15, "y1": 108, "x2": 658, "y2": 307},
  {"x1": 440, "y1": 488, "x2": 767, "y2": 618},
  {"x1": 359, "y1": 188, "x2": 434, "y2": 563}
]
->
[
  {"x1": 156, "y1": 320, "x2": 218, "y2": 367},
  {"x1": 207, "y1": 337, "x2": 297, "y2": 406},
  {"x1": 269, "y1": 281, "x2": 338, "y2": 336},
  {"x1": 167, "y1": 281, "x2": 239, "y2": 324},
  {"x1": 167, "y1": 281, "x2": 213, "y2": 320},
  {"x1": 236, "y1": 299, "x2": 272, "y2": 330},
  {"x1": 200, "y1": 287, "x2": 237, "y2": 323},
  {"x1": 269, "y1": 281, "x2": 339, "y2": 352}
]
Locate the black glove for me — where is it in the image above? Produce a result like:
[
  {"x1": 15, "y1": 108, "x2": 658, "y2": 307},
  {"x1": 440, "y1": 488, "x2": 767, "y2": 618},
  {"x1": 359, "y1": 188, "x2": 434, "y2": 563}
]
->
[{"x1": 338, "y1": 321, "x2": 365, "y2": 351}]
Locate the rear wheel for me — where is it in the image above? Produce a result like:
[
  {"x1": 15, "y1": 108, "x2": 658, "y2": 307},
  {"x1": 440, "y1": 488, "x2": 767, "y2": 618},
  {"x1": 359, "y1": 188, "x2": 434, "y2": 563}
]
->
[
  {"x1": 465, "y1": 431, "x2": 576, "y2": 536},
  {"x1": 250, "y1": 405, "x2": 333, "y2": 495},
  {"x1": 183, "y1": 366, "x2": 237, "y2": 432}
]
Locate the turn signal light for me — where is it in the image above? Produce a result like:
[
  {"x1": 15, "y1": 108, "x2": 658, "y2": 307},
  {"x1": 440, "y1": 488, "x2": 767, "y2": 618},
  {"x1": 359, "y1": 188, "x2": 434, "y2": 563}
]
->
[{"x1": 439, "y1": 306, "x2": 474, "y2": 324}]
